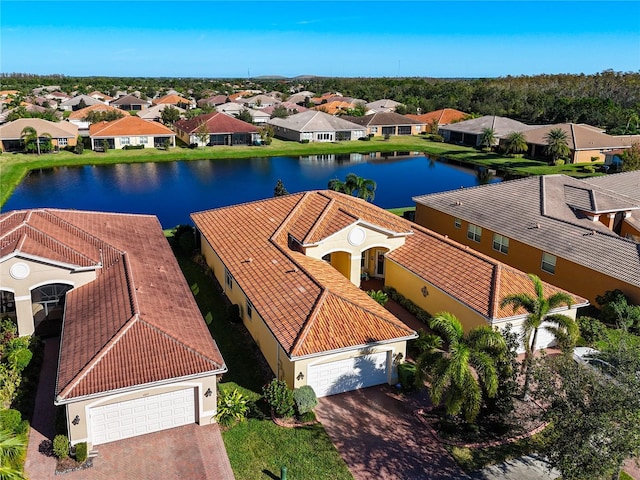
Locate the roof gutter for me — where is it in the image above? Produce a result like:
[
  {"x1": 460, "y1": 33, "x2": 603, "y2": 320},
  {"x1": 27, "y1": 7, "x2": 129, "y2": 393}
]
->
[{"x1": 289, "y1": 334, "x2": 418, "y2": 362}]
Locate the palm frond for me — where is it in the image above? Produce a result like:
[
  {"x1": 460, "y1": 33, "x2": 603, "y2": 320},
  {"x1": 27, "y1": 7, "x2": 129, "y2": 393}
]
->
[{"x1": 429, "y1": 312, "x2": 463, "y2": 343}]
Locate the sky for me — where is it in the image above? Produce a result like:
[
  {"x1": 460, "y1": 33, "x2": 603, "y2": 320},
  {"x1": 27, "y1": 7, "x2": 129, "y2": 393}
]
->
[{"x1": 2, "y1": 0, "x2": 639, "y2": 78}]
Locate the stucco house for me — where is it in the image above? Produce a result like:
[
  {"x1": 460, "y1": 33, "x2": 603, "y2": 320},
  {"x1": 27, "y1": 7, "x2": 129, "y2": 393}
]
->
[
  {"x1": 89, "y1": 116, "x2": 175, "y2": 150},
  {"x1": 343, "y1": 112, "x2": 425, "y2": 137},
  {"x1": 152, "y1": 94, "x2": 194, "y2": 109},
  {"x1": 173, "y1": 112, "x2": 258, "y2": 146},
  {"x1": 365, "y1": 99, "x2": 402, "y2": 113},
  {"x1": 413, "y1": 171, "x2": 640, "y2": 306},
  {"x1": 137, "y1": 103, "x2": 186, "y2": 123},
  {"x1": 268, "y1": 110, "x2": 365, "y2": 142},
  {"x1": 110, "y1": 94, "x2": 150, "y2": 111},
  {"x1": 0, "y1": 209, "x2": 226, "y2": 449},
  {"x1": 191, "y1": 191, "x2": 585, "y2": 398},
  {"x1": 439, "y1": 115, "x2": 534, "y2": 147},
  {"x1": 0, "y1": 118, "x2": 78, "y2": 152},
  {"x1": 407, "y1": 108, "x2": 469, "y2": 133},
  {"x1": 68, "y1": 104, "x2": 124, "y2": 133},
  {"x1": 59, "y1": 95, "x2": 106, "y2": 111}
]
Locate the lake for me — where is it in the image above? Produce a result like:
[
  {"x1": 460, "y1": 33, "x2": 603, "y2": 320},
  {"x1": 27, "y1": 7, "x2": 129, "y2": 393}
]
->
[{"x1": 3, "y1": 152, "x2": 500, "y2": 228}]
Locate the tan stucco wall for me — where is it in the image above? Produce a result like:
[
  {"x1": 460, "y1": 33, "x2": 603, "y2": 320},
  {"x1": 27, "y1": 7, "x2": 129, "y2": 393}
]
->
[
  {"x1": 574, "y1": 149, "x2": 605, "y2": 164},
  {"x1": 0, "y1": 257, "x2": 97, "y2": 335},
  {"x1": 385, "y1": 260, "x2": 489, "y2": 331},
  {"x1": 414, "y1": 204, "x2": 639, "y2": 305},
  {"x1": 64, "y1": 375, "x2": 219, "y2": 448}
]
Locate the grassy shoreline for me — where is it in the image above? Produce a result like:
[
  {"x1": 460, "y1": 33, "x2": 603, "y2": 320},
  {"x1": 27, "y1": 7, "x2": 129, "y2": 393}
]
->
[{"x1": 0, "y1": 135, "x2": 601, "y2": 207}]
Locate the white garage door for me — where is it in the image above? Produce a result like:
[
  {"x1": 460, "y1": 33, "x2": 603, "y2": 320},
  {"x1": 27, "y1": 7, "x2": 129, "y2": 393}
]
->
[
  {"x1": 90, "y1": 389, "x2": 195, "y2": 445},
  {"x1": 308, "y1": 352, "x2": 389, "y2": 398}
]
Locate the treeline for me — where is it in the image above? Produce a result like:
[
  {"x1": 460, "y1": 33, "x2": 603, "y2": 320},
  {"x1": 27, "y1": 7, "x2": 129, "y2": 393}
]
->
[{"x1": 2, "y1": 71, "x2": 639, "y2": 133}]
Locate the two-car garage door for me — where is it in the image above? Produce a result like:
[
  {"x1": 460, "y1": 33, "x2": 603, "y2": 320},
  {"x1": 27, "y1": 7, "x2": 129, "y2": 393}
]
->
[
  {"x1": 90, "y1": 388, "x2": 195, "y2": 446},
  {"x1": 307, "y1": 352, "x2": 389, "y2": 398}
]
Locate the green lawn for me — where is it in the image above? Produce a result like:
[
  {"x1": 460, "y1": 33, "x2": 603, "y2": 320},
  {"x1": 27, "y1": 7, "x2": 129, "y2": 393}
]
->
[
  {"x1": 0, "y1": 136, "x2": 602, "y2": 207},
  {"x1": 175, "y1": 251, "x2": 352, "y2": 480}
]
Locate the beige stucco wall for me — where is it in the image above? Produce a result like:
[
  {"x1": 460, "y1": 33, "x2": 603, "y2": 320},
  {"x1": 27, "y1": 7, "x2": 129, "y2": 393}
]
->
[
  {"x1": 64, "y1": 375, "x2": 219, "y2": 448},
  {"x1": 0, "y1": 257, "x2": 97, "y2": 336}
]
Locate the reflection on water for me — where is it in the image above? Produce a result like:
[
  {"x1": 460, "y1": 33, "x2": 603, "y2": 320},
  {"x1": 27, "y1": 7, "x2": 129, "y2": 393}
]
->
[{"x1": 5, "y1": 154, "x2": 500, "y2": 228}]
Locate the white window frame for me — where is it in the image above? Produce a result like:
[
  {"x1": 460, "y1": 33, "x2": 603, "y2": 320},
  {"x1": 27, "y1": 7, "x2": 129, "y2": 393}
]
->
[
  {"x1": 121, "y1": 137, "x2": 130, "y2": 145},
  {"x1": 140, "y1": 136, "x2": 148, "y2": 144},
  {"x1": 541, "y1": 252, "x2": 557, "y2": 274},
  {"x1": 492, "y1": 234, "x2": 509, "y2": 254},
  {"x1": 454, "y1": 218, "x2": 461, "y2": 229},
  {"x1": 58, "y1": 138, "x2": 68, "y2": 147},
  {"x1": 467, "y1": 224, "x2": 482, "y2": 242},
  {"x1": 247, "y1": 299, "x2": 253, "y2": 319}
]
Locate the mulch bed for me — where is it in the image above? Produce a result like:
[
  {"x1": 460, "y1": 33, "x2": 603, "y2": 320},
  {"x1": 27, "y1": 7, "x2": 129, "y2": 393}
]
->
[{"x1": 55, "y1": 457, "x2": 93, "y2": 475}]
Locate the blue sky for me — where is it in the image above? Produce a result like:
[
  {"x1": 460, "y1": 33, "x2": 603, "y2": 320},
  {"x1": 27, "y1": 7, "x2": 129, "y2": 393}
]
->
[{"x1": 2, "y1": 1, "x2": 639, "y2": 78}]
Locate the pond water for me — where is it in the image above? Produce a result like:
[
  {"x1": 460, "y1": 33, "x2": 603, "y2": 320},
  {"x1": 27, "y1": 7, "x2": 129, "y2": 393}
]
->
[{"x1": 3, "y1": 152, "x2": 500, "y2": 228}]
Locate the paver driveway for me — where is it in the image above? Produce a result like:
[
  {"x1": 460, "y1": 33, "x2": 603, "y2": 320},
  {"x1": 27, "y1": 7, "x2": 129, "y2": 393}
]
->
[{"x1": 315, "y1": 385, "x2": 469, "y2": 480}]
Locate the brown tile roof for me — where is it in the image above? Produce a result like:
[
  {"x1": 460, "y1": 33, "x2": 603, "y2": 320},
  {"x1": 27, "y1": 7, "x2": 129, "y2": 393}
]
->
[
  {"x1": 387, "y1": 226, "x2": 586, "y2": 320},
  {"x1": 110, "y1": 94, "x2": 149, "y2": 106},
  {"x1": 0, "y1": 118, "x2": 78, "y2": 140},
  {"x1": 192, "y1": 192, "x2": 416, "y2": 358},
  {"x1": 89, "y1": 116, "x2": 174, "y2": 137},
  {"x1": 522, "y1": 123, "x2": 638, "y2": 150},
  {"x1": 174, "y1": 112, "x2": 257, "y2": 134},
  {"x1": 0, "y1": 209, "x2": 225, "y2": 401},
  {"x1": 68, "y1": 103, "x2": 123, "y2": 120},
  {"x1": 407, "y1": 108, "x2": 468, "y2": 125},
  {"x1": 152, "y1": 94, "x2": 193, "y2": 106}
]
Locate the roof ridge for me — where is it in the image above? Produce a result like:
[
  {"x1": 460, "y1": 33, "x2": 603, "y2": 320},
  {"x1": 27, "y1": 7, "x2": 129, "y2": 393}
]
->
[
  {"x1": 489, "y1": 263, "x2": 501, "y2": 319},
  {"x1": 289, "y1": 289, "x2": 328, "y2": 356}
]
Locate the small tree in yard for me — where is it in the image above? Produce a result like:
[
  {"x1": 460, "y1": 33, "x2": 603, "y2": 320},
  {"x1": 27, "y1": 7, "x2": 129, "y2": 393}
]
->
[
  {"x1": 479, "y1": 127, "x2": 496, "y2": 151},
  {"x1": 262, "y1": 379, "x2": 294, "y2": 418},
  {"x1": 195, "y1": 122, "x2": 209, "y2": 146},
  {"x1": 273, "y1": 179, "x2": 289, "y2": 197},
  {"x1": 216, "y1": 388, "x2": 249, "y2": 427},
  {"x1": 621, "y1": 143, "x2": 640, "y2": 172},
  {"x1": 293, "y1": 386, "x2": 318, "y2": 416}
]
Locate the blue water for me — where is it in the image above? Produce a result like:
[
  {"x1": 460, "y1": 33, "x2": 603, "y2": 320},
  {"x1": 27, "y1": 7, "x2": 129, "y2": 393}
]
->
[{"x1": 3, "y1": 153, "x2": 500, "y2": 228}]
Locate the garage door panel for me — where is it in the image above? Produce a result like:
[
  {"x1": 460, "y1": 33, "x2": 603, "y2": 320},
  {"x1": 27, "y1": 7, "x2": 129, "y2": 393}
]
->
[
  {"x1": 90, "y1": 389, "x2": 195, "y2": 446},
  {"x1": 308, "y1": 352, "x2": 389, "y2": 398}
]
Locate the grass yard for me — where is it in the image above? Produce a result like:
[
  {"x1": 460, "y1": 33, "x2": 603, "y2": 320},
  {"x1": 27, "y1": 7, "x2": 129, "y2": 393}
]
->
[
  {"x1": 0, "y1": 135, "x2": 602, "y2": 207},
  {"x1": 175, "y1": 249, "x2": 353, "y2": 480}
]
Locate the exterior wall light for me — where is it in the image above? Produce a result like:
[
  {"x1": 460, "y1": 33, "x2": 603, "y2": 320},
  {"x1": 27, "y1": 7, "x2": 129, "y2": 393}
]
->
[
  {"x1": 421, "y1": 286, "x2": 429, "y2": 297},
  {"x1": 296, "y1": 372, "x2": 304, "y2": 381},
  {"x1": 72, "y1": 415, "x2": 81, "y2": 426},
  {"x1": 204, "y1": 388, "x2": 213, "y2": 398}
]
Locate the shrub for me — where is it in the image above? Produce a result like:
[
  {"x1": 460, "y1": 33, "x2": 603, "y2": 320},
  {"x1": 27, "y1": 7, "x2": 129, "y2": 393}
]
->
[
  {"x1": 554, "y1": 159, "x2": 565, "y2": 166},
  {"x1": 75, "y1": 442, "x2": 88, "y2": 463},
  {"x1": 7, "y1": 347, "x2": 32, "y2": 372},
  {"x1": 0, "y1": 409, "x2": 21, "y2": 433},
  {"x1": 298, "y1": 411, "x2": 316, "y2": 423},
  {"x1": 74, "y1": 137, "x2": 84, "y2": 154},
  {"x1": 590, "y1": 156, "x2": 599, "y2": 162},
  {"x1": 293, "y1": 385, "x2": 318, "y2": 415},
  {"x1": 358, "y1": 135, "x2": 371, "y2": 141},
  {"x1": 367, "y1": 290, "x2": 388, "y2": 306},
  {"x1": 397, "y1": 362, "x2": 416, "y2": 390},
  {"x1": 262, "y1": 379, "x2": 294, "y2": 418},
  {"x1": 216, "y1": 388, "x2": 249, "y2": 427},
  {"x1": 583, "y1": 165, "x2": 596, "y2": 173},
  {"x1": 430, "y1": 134, "x2": 444, "y2": 142},
  {"x1": 53, "y1": 434, "x2": 69, "y2": 459},
  {"x1": 578, "y1": 316, "x2": 607, "y2": 343},
  {"x1": 299, "y1": 139, "x2": 310, "y2": 144}
]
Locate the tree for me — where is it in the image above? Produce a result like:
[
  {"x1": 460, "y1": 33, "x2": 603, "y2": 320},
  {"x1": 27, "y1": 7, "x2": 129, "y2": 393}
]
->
[
  {"x1": 235, "y1": 108, "x2": 253, "y2": 124},
  {"x1": 0, "y1": 430, "x2": 26, "y2": 480},
  {"x1": 531, "y1": 347, "x2": 640, "y2": 480},
  {"x1": 544, "y1": 127, "x2": 571, "y2": 163},
  {"x1": 416, "y1": 312, "x2": 507, "y2": 423},
  {"x1": 328, "y1": 173, "x2": 377, "y2": 202},
  {"x1": 20, "y1": 126, "x2": 51, "y2": 155},
  {"x1": 596, "y1": 289, "x2": 640, "y2": 332},
  {"x1": 500, "y1": 273, "x2": 578, "y2": 399},
  {"x1": 621, "y1": 143, "x2": 640, "y2": 172},
  {"x1": 195, "y1": 122, "x2": 209, "y2": 146},
  {"x1": 502, "y1": 131, "x2": 528, "y2": 156},
  {"x1": 273, "y1": 179, "x2": 289, "y2": 197},
  {"x1": 270, "y1": 105, "x2": 289, "y2": 119},
  {"x1": 160, "y1": 105, "x2": 181, "y2": 125},
  {"x1": 84, "y1": 110, "x2": 124, "y2": 124},
  {"x1": 479, "y1": 127, "x2": 496, "y2": 151}
]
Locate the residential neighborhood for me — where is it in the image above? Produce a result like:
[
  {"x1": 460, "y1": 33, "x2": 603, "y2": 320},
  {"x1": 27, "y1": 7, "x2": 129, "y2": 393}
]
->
[{"x1": 0, "y1": 71, "x2": 639, "y2": 480}]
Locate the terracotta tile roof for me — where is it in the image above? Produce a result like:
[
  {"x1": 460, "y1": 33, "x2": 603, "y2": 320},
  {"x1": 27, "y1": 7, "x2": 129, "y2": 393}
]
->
[
  {"x1": 414, "y1": 173, "x2": 640, "y2": 289},
  {"x1": 313, "y1": 101, "x2": 353, "y2": 115},
  {"x1": 0, "y1": 209, "x2": 225, "y2": 401},
  {"x1": 191, "y1": 192, "x2": 416, "y2": 358},
  {"x1": 387, "y1": 226, "x2": 586, "y2": 320},
  {"x1": 152, "y1": 94, "x2": 193, "y2": 106},
  {"x1": 174, "y1": 112, "x2": 258, "y2": 134},
  {"x1": 89, "y1": 116, "x2": 174, "y2": 137},
  {"x1": 407, "y1": 108, "x2": 468, "y2": 125},
  {"x1": 68, "y1": 103, "x2": 123, "y2": 120}
]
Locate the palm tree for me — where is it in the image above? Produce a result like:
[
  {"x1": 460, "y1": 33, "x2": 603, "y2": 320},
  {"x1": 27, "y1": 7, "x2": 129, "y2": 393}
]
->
[
  {"x1": 0, "y1": 431, "x2": 26, "y2": 479},
  {"x1": 20, "y1": 126, "x2": 39, "y2": 154},
  {"x1": 344, "y1": 173, "x2": 376, "y2": 202},
  {"x1": 500, "y1": 273, "x2": 578, "y2": 399},
  {"x1": 502, "y1": 131, "x2": 528, "y2": 156},
  {"x1": 479, "y1": 127, "x2": 496, "y2": 151},
  {"x1": 415, "y1": 312, "x2": 507, "y2": 423},
  {"x1": 544, "y1": 128, "x2": 571, "y2": 163}
]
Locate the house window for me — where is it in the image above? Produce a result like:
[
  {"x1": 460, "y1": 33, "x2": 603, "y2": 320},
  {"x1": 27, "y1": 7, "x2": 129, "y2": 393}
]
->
[
  {"x1": 467, "y1": 224, "x2": 482, "y2": 242},
  {"x1": 454, "y1": 218, "x2": 461, "y2": 229},
  {"x1": 247, "y1": 300, "x2": 253, "y2": 319},
  {"x1": 121, "y1": 137, "x2": 130, "y2": 145},
  {"x1": 370, "y1": 127, "x2": 378, "y2": 133},
  {"x1": 140, "y1": 136, "x2": 148, "y2": 144},
  {"x1": 225, "y1": 268, "x2": 233, "y2": 289},
  {"x1": 58, "y1": 138, "x2": 68, "y2": 147},
  {"x1": 492, "y1": 234, "x2": 509, "y2": 254},
  {"x1": 541, "y1": 252, "x2": 556, "y2": 274}
]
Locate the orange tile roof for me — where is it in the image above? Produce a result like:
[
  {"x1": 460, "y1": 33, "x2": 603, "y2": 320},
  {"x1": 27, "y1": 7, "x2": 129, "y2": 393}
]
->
[
  {"x1": 313, "y1": 101, "x2": 353, "y2": 115},
  {"x1": 407, "y1": 108, "x2": 468, "y2": 125},
  {"x1": 0, "y1": 209, "x2": 225, "y2": 401},
  {"x1": 89, "y1": 115, "x2": 174, "y2": 137},
  {"x1": 192, "y1": 191, "x2": 416, "y2": 358},
  {"x1": 68, "y1": 103, "x2": 122, "y2": 120},
  {"x1": 174, "y1": 112, "x2": 257, "y2": 134},
  {"x1": 152, "y1": 94, "x2": 193, "y2": 106}
]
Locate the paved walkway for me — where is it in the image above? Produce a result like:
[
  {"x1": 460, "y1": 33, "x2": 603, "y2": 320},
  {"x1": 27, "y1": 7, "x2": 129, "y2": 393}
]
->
[{"x1": 24, "y1": 336, "x2": 234, "y2": 480}]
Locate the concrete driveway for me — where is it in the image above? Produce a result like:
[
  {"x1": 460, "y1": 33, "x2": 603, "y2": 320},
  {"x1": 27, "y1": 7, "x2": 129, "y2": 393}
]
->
[{"x1": 315, "y1": 385, "x2": 468, "y2": 480}]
